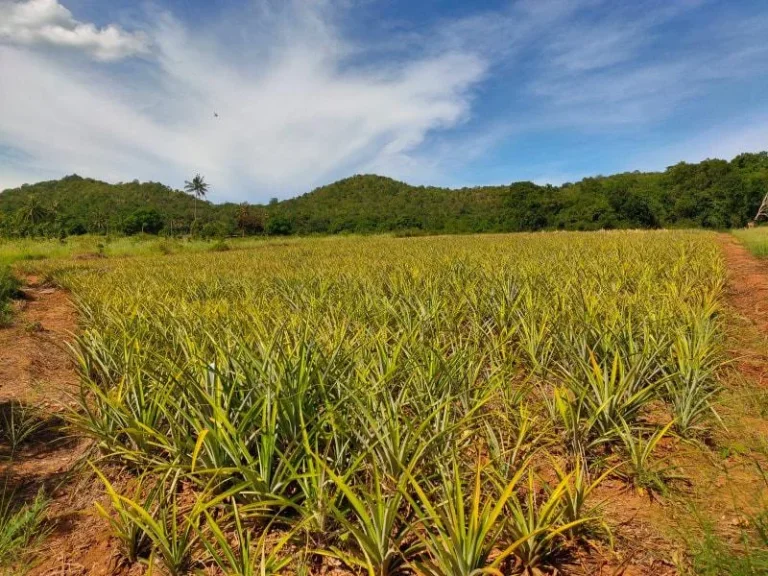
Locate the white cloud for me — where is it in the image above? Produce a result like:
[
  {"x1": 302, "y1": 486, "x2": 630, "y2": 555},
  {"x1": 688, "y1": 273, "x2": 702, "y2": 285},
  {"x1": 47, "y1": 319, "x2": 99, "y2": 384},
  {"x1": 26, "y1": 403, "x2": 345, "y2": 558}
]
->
[
  {"x1": 0, "y1": 0, "x2": 148, "y2": 61},
  {"x1": 0, "y1": 1, "x2": 485, "y2": 201}
]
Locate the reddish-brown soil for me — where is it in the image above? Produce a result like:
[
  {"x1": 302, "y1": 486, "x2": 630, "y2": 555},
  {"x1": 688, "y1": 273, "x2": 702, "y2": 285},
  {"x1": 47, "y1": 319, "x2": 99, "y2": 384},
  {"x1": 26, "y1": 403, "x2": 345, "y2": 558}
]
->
[
  {"x1": 719, "y1": 234, "x2": 768, "y2": 387},
  {"x1": 0, "y1": 278, "x2": 117, "y2": 576},
  {"x1": 3, "y1": 234, "x2": 768, "y2": 575},
  {"x1": 0, "y1": 279, "x2": 78, "y2": 404},
  {"x1": 720, "y1": 235, "x2": 768, "y2": 332}
]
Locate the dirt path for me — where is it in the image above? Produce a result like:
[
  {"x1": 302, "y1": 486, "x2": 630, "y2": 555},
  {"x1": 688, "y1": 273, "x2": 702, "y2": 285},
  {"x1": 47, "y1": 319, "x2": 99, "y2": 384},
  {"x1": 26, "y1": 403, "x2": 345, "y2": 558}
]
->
[
  {"x1": 693, "y1": 235, "x2": 768, "y2": 526},
  {"x1": 718, "y1": 233, "x2": 768, "y2": 387},
  {"x1": 0, "y1": 278, "x2": 113, "y2": 576},
  {"x1": 0, "y1": 277, "x2": 81, "y2": 488},
  {"x1": 0, "y1": 279, "x2": 78, "y2": 404}
]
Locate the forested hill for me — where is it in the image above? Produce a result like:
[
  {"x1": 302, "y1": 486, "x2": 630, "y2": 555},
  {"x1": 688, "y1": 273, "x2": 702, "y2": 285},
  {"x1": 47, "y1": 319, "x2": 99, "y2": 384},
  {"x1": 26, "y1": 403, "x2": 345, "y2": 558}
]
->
[
  {"x1": 278, "y1": 152, "x2": 768, "y2": 234},
  {"x1": 2, "y1": 152, "x2": 768, "y2": 237},
  {"x1": 0, "y1": 175, "x2": 241, "y2": 236}
]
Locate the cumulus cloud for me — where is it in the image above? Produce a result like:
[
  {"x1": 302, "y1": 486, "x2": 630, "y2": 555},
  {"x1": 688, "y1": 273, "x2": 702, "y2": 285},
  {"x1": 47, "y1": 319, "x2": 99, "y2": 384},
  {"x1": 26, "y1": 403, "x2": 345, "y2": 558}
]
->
[{"x1": 0, "y1": 0, "x2": 148, "y2": 61}]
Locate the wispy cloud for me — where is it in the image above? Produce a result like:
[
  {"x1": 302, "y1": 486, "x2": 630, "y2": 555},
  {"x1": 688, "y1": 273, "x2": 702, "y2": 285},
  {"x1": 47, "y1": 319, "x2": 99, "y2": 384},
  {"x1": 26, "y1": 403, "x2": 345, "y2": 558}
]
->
[
  {"x1": 411, "y1": 0, "x2": 768, "y2": 179},
  {"x1": 0, "y1": 0, "x2": 485, "y2": 200}
]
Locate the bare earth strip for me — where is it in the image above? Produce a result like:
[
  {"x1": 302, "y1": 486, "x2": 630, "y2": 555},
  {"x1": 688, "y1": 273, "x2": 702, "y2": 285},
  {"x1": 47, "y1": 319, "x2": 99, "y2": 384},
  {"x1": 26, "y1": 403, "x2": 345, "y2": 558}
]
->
[
  {"x1": 718, "y1": 234, "x2": 768, "y2": 387},
  {"x1": 0, "y1": 279, "x2": 115, "y2": 576}
]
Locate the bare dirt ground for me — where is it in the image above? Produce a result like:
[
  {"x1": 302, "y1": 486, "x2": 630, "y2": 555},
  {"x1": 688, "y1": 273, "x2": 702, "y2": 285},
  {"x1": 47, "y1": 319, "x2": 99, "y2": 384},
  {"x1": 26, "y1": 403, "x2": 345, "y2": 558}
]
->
[
  {"x1": 2, "y1": 234, "x2": 768, "y2": 575},
  {"x1": 0, "y1": 279, "x2": 77, "y2": 404},
  {"x1": 706, "y1": 235, "x2": 768, "y2": 506},
  {"x1": 0, "y1": 278, "x2": 116, "y2": 576},
  {"x1": 719, "y1": 234, "x2": 768, "y2": 387}
]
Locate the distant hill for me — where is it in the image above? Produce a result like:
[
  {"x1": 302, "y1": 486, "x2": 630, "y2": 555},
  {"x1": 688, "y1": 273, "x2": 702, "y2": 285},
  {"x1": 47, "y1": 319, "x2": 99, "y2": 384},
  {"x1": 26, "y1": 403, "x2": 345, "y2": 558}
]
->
[
  {"x1": 0, "y1": 175, "x2": 241, "y2": 236},
  {"x1": 271, "y1": 152, "x2": 768, "y2": 234},
  {"x1": 2, "y1": 152, "x2": 768, "y2": 237}
]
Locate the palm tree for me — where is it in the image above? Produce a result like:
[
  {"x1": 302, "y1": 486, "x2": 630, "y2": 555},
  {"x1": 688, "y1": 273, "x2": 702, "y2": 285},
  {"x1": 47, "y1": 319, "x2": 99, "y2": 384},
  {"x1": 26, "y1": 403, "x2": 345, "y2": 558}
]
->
[
  {"x1": 15, "y1": 196, "x2": 49, "y2": 231},
  {"x1": 184, "y1": 174, "x2": 209, "y2": 222}
]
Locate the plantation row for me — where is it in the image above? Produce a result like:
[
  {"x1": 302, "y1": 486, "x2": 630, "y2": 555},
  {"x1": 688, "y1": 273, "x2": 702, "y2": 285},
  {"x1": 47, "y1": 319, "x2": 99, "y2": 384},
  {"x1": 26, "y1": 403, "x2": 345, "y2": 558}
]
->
[{"x1": 51, "y1": 232, "x2": 725, "y2": 574}]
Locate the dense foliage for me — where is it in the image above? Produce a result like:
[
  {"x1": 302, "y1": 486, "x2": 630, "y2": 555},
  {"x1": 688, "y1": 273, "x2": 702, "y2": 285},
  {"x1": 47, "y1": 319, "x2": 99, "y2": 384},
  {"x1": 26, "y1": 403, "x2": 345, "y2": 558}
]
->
[{"x1": 1, "y1": 152, "x2": 767, "y2": 237}]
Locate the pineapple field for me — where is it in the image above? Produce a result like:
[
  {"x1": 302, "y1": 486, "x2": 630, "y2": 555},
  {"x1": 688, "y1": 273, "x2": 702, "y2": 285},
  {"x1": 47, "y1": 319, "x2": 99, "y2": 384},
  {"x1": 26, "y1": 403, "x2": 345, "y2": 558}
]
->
[{"x1": 1, "y1": 231, "x2": 767, "y2": 575}]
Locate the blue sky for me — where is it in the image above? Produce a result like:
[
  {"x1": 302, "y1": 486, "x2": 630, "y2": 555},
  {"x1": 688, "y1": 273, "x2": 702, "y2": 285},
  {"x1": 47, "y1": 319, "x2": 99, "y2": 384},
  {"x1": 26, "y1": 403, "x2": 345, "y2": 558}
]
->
[{"x1": 1, "y1": 0, "x2": 767, "y2": 203}]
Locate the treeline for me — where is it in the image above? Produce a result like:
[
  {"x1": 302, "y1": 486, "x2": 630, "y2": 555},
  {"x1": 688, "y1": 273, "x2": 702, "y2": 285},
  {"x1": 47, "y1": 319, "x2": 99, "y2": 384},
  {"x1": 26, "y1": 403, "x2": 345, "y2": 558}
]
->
[{"x1": 1, "y1": 152, "x2": 767, "y2": 238}]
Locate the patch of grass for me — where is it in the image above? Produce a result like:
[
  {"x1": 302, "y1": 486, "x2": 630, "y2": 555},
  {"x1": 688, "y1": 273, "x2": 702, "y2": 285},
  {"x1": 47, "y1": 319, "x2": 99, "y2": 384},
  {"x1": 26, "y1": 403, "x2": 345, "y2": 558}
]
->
[
  {"x1": 0, "y1": 402, "x2": 47, "y2": 459},
  {"x1": 0, "y1": 235, "x2": 281, "y2": 267},
  {"x1": 0, "y1": 484, "x2": 49, "y2": 569},
  {"x1": 0, "y1": 265, "x2": 20, "y2": 327},
  {"x1": 690, "y1": 522, "x2": 768, "y2": 575},
  {"x1": 209, "y1": 240, "x2": 231, "y2": 252},
  {"x1": 733, "y1": 228, "x2": 768, "y2": 258},
  {"x1": 687, "y1": 461, "x2": 768, "y2": 575}
]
